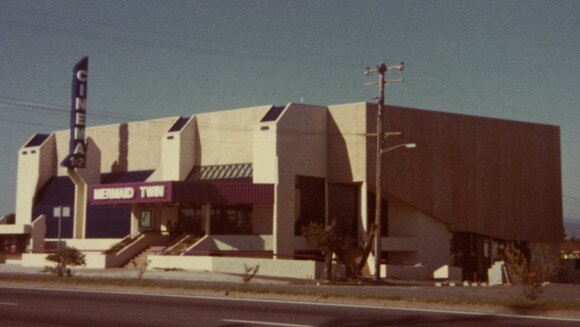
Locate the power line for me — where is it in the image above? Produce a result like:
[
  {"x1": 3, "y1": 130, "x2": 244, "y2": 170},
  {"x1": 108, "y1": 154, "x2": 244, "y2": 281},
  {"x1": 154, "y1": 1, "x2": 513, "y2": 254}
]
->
[
  {"x1": 0, "y1": 117, "x2": 61, "y2": 129},
  {"x1": 0, "y1": 4, "x2": 371, "y2": 66},
  {"x1": 0, "y1": 96, "x2": 155, "y2": 122},
  {"x1": 0, "y1": 17, "x2": 363, "y2": 70}
]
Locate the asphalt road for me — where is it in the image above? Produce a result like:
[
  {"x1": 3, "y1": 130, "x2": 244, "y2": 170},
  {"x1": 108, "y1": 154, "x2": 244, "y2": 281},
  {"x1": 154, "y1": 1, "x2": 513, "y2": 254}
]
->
[{"x1": 0, "y1": 286, "x2": 578, "y2": 327}]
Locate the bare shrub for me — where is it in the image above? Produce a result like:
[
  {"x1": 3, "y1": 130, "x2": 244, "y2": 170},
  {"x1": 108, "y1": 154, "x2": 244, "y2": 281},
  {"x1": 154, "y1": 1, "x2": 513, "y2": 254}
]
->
[
  {"x1": 504, "y1": 245, "x2": 559, "y2": 300},
  {"x1": 129, "y1": 259, "x2": 150, "y2": 280},
  {"x1": 242, "y1": 263, "x2": 260, "y2": 285}
]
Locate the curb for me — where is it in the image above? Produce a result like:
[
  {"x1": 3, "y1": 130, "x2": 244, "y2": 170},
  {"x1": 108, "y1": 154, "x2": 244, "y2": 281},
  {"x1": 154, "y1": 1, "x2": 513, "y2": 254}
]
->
[{"x1": 434, "y1": 281, "x2": 491, "y2": 287}]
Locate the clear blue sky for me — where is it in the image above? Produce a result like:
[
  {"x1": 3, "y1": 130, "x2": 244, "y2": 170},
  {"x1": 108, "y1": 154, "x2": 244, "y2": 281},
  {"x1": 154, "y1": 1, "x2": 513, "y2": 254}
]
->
[{"x1": 1, "y1": 1, "x2": 579, "y2": 228}]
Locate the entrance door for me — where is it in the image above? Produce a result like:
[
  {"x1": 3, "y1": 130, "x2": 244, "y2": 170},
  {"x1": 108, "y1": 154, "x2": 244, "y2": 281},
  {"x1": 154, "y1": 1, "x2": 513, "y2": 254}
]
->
[{"x1": 178, "y1": 206, "x2": 205, "y2": 236}]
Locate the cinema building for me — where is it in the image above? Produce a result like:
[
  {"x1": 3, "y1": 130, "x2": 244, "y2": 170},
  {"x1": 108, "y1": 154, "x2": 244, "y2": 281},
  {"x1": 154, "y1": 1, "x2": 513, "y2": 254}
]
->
[{"x1": 0, "y1": 102, "x2": 563, "y2": 281}]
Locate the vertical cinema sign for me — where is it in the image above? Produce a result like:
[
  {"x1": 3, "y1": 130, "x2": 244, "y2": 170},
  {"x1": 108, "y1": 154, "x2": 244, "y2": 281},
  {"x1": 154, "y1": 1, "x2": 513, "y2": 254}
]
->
[{"x1": 61, "y1": 56, "x2": 88, "y2": 169}]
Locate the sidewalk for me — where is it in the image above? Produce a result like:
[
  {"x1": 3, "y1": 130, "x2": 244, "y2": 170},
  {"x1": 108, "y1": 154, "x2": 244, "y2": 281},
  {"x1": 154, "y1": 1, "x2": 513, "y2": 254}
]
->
[{"x1": 0, "y1": 262, "x2": 290, "y2": 285}]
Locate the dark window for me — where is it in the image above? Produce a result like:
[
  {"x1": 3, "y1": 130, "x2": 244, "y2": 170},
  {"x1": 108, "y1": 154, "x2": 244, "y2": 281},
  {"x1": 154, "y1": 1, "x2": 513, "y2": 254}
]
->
[
  {"x1": 260, "y1": 106, "x2": 285, "y2": 122},
  {"x1": 24, "y1": 134, "x2": 49, "y2": 148},
  {"x1": 295, "y1": 176, "x2": 326, "y2": 236},
  {"x1": 86, "y1": 205, "x2": 131, "y2": 238},
  {"x1": 168, "y1": 116, "x2": 190, "y2": 132},
  {"x1": 451, "y1": 232, "x2": 517, "y2": 282},
  {"x1": 328, "y1": 183, "x2": 358, "y2": 241},
  {"x1": 0, "y1": 235, "x2": 27, "y2": 254},
  {"x1": 210, "y1": 205, "x2": 252, "y2": 235},
  {"x1": 575, "y1": 258, "x2": 580, "y2": 270},
  {"x1": 179, "y1": 206, "x2": 205, "y2": 235}
]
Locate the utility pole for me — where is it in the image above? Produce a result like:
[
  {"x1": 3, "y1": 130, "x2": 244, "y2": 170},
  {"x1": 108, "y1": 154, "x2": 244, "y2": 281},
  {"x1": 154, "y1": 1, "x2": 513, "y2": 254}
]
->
[{"x1": 364, "y1": 62, "x2": 404, "y2": 282}]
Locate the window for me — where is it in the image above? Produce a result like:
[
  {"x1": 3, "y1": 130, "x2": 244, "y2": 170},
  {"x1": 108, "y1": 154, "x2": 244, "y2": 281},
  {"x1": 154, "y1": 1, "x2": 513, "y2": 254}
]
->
[
  {"x1": 210, "y1": 205, "x2": 252, "y2": 235},
  {"x1": 179, "y1": 206, "x2": 206, "y2": 235},
  {"x1": 294, "y1": 175, "x2": 325, "y2": 236},
  {"x1": 139, "y1": 209, "x2": 152, "y2": 228},
  {"x1": 328, "y1": 183, "x2": 358, "y2": 241}
]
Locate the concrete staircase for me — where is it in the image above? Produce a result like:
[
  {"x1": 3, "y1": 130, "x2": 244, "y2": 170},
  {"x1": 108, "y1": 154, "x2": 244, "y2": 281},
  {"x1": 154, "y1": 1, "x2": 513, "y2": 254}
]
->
[{"x1": 124, "y1": 246, "x2": 165, "y2": 268}]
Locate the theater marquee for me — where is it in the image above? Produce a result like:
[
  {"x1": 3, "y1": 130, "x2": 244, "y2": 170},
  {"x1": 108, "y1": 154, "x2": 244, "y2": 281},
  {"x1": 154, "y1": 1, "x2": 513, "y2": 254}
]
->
[
  {"x1": 88, "y1": 181, "x2": 274, "y2": 206},
  {"x1": 88, "y1": 182, "x2": 172, "y2": 205}
]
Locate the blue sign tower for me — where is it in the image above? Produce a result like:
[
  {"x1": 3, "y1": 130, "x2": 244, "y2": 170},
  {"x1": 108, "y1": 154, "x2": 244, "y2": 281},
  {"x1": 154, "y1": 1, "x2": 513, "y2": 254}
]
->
[{"x1": 61, "y1": 57, "x2": 88, "y2": 169}]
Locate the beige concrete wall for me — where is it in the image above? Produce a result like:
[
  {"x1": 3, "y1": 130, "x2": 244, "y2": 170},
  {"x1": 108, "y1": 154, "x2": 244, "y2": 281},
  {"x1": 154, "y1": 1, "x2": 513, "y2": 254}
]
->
[
  {"x1": 253, "y1": 122, "x2": 278, "y2": 183},
  {"x1": 130, "y1": 206, "x2": 140, "y2": 235},
  {"x1": 387, "y1": 197, "x2": 452, "y2": 274},
  {"x1": 191, "y1": 235, "x2": 272, "y2": 251},
  {"x1": 256, "y1": 103, "x2": 327, "y2": 258},
  {"x1": 46, "y1": 238, "x2": 121, "y2": 251},
  {"x1": 159, "y1": 117, "x2": 196, "y2": 181},
  {"x1": 148, "y1": 255, "x2": 212, "y2": 271},
  {"x1": 21, "y1": 253, "x2": 56, "y2": 268},
  {"x1": 197, "y1": 105, "x2": 272, "y2": 166},
  {"x1": 16, "y1": 134, "x2": 56, "y2": 225},
  {"x1": 276, "y1": 103, "x2": 328, "y2": 177},
  {"x1": 148, "y1": 255, "x2": 324, "y2": 279},
  {"x1": 327, "y1": 103, "x2": 368, "y2": 184},
  {"x1": 253, "y1": 204, "x2": 273, "y2": 235},
  {"x1": 0, "y1": 224, "x2": 31, "y2": 234},
  {"x1": 30, "y1": 214, "x2": 46, "y2": 253},
  {"x1": 210, "y1": 256, "x2": 323, "y2": 279},
  {"x1": 22, "y1": 252, "x2": 108, "y2": 269},
  {"x1": 54, "y1": 118, "x2": 176, "y2": 177}
]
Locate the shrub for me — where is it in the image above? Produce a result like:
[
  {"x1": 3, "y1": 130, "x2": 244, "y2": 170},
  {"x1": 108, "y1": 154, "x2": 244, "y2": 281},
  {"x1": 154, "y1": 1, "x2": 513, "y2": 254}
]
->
[
  {"x1": 504, "y1": 245, "x2": 559, "y2": 300},
  {"x1": 301, "y1": 221, "x2": 351, "y2": 281},
  {"x1": 241, "y1": 263, "x2": 260, "y2": 285},
  {"x1": 44, "y1": 247, "x2": 86, "y2": 277}
]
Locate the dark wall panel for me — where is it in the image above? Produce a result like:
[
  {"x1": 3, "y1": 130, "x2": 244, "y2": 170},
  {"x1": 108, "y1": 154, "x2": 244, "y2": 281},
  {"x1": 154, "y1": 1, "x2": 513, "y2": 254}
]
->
[
  {"x1": 86, "y1": 205, "x2": 131, "y2": 238},
  {"x1": 366, "y1": 104, "x2": 562, "y2": 242},
  {"x1": 33, "y1": 206, "x2": 74, "y2": 239}
]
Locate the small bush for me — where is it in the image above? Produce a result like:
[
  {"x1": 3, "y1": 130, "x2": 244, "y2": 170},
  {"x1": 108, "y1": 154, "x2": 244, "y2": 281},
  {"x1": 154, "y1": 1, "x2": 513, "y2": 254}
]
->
[{"x1": 44, "y1": 247, "x2": 86, "y2": 277}]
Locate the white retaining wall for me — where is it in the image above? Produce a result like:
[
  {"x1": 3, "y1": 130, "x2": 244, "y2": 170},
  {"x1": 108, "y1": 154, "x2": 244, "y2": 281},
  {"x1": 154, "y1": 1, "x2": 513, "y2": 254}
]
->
[{"x1": 148, "y1": 255, "x2": 324, "y2": 280}]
